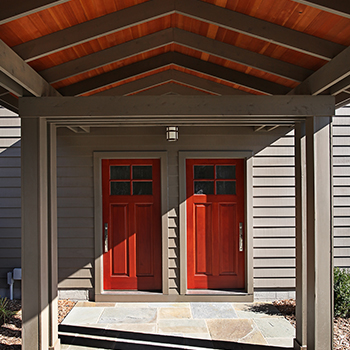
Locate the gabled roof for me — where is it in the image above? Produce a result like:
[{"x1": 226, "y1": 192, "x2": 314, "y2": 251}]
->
[{"x1": 1, "y1": 0, "x2": 350, "y2": 113}]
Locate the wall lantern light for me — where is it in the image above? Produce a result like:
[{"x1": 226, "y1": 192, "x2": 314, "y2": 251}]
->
[{"x1": 166, "y1": 126, "x2": 179, "y2": 141}]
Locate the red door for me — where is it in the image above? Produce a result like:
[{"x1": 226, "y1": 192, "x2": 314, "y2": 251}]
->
[
  {"x1": 187, "y1": 159, "x2": 245, "y2": 290},
  {"x1": 102, "y1": 159, "x2": 162, "y2": 291}
]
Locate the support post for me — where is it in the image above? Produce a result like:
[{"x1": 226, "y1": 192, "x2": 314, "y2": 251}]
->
[
  {"x1": 305, "y1": 116, "x2": 333, "y2": 350},
  {"x1": 294, "y1": 122, "x2": 307, "y2": 350},
  {"x1": 21, "y1": 117, "x2": 59, "y2": 350}
]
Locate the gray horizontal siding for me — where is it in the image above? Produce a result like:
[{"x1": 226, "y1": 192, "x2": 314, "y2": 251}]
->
[
  {"x1": 0, "y1": 108, "x2": 21, "y2": 297},
  {"x1": 333, "y1": 107, "x2": 350, "y2": 269}
]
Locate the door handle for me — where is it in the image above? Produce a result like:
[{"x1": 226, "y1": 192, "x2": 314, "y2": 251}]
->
[
  {"x1": 104, "y1": 223, "x2": 108, "y2": 253},
  {"x1": 239, "y1": 222, "x2": 244, "y2": 252}
]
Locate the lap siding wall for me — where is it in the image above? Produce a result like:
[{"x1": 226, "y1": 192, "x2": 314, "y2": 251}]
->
[{"x1": 0, "y1": 108, "x2": 349, "y2": 299}]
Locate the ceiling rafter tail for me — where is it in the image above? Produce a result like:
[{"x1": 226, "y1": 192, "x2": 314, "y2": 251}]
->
[
  {"x1": 40, "y1": 28, "x2": 174, "y2": 84},
  {"x1": 12, "y1": 0, "x2": 175, "y2": 62},
  {"x1": 0, "y1": 0, "x2": 71, "y2": 25},
  {"x1": 289, "y1": 46, "x2": 350, "y2": 95},
  {"x1": 58, "y1": 53, "x2": 175, "y2": 96},
  {"x1": 0, "y1": 39, "x2": 60, "y2": 97},
  {"x1": 175, "y1": 0, "x2": 345, "y2": 60},
  {"x1": 290, "y1": 0, "x2": 350, "y2": 19},
  {"x1": 173, "y1": 28, "x2": 313, "y2": 82}
]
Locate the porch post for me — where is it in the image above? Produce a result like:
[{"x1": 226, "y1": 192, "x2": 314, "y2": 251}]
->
[
  {"x1": 21, "y1": 117, "x2": 59, "y2": 350},
  {"x1": 294, "y1": 121, "x2": 307, "y2": 350},
  {"x1": 305, "y1": 116, "x2": 333, "y2": 350}
]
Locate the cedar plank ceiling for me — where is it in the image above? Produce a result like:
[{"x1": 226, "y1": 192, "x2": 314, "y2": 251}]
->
[{"x1": 1, "y1": 0, "x2": 350, "y2": 112}]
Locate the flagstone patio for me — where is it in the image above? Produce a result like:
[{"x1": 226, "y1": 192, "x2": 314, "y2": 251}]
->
[{"x1": 59, "y1": 302, "x2": 295, "y2": 349}]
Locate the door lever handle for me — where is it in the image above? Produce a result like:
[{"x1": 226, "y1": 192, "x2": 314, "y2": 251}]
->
[
  {"x1": 239, "y1": 222, "x2": 244, "y2": 252},
  {"x1": 104, "y1": 223, "x2": 108, "y2": 253}
]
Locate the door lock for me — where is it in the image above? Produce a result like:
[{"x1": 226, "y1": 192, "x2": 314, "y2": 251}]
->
[
  {"x1": 104, "y1": 223, "x2": 108, "y2": 253},
  {"x1": 239, "y1": 222, "x2": 244, "y2": 252}
]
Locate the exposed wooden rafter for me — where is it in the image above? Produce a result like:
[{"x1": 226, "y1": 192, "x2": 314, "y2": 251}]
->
[
  {"x1": 58, "y1": 52, "x2": 291, "y2": 96},
  {"x1": 291, "y1": 0, "x2": 350, "y2": 19},
  {"x1": 0, "y1": 0, "x2": 70, "y2": 25},
  {"x1": 0, "y1": 39, "x2": 60, "y2": 97},
  {"x1": 289, "y1": 46, "x2": 350, "y2": 95},
  {"x1": 134, "y1": 82, "x2": 210, "y2": 96}
]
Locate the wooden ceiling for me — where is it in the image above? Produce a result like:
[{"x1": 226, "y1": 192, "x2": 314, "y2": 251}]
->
[{"x1": 0, "y1": 0, "x2": 350, "y2": 113}]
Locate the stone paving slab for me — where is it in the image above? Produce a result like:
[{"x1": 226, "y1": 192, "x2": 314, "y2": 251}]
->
[
  {"x1": 191, "y1": 303, "x2": 238, "y2": 319},
  {"x1": 158, "y1": 307, "x2": 192, "y2": 319},
  {"x1": 158, "y1": 319, "x2": 208, "y2": 334},
  {"x1": 62, "y1": 307, "x2": 105, "y2": 325},
  {"x1": 99, "y1": 307, "x2": 157, "y2": 324},
  {"x1": 253, "y1": 317, "x2": 296, "y2": 338},
  {"x1": 232, "y1": 302, "x2": 282, "y2": 319}
]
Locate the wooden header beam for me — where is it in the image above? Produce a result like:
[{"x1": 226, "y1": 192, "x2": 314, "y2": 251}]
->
[{"x1": 19, "y1": 95, "x2": 335, "y2": 118}]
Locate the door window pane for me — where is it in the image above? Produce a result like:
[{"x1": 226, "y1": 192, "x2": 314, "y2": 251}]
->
[
  {"x1": 111, "y1": 182, "x2": 130, "y2": 195},
  {"x1": 216, "y1": 181, "x2": 236, "y2": 195},
  {"x1": 133, "y1": 182, "x2": 153, "y2": 195},
  {"x1": 194, "y1": 165, "x2": 214, "y2": 179},
  {"x1": 194, "y1": 181, "x2": 214, "y2": 195},
  {"x1": 110, "y1": 166, "x2": 130, "y2": 180},
  {"x1": 133, "y1": 166, "x2": 152, "y2": 180},
  {"x1": 216, "y1": 165, "x2": 236, "y2": 179}
]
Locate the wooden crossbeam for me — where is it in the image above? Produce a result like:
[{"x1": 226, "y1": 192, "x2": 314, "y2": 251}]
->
[
  {"x1": 0, "y1": 0, "x2": 70, "y2": 25},
  {"x1": 19, "y1": 95, "x2": 335, "y2": 118},
  {"x1": 133, "y1": 82, "x2": 210, "y2": 96}
]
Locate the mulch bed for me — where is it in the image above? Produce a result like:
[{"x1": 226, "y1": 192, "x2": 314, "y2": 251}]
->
[{"x1": 1, "y1": 299, "x2": 349, "y2": 349}]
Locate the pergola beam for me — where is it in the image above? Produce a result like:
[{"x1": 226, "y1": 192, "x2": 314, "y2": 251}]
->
[
  {"x1": 132, "y1": 82, "x2": 210, "y2": 96},
  {"x1": 40, "y1": 28, "x2": 312, "y2": 84},
  {"x1": 12, "y1": 0, "x2": 174, "y2": 62},
  {"x1": 175, "y1": 0, "x2": 345, "y2": 60},
  {"x1": 19, "y1": 95, "x2": 335, "y2": 118},
  {"x1": 0, "y1": 39, "x2": 60, "y2": 97},
  {"x1": 289, "y1": 46, "x2": 350, "y2": 95},
  {"x1": 58, "y1": 52, "x2": 291, "y2": 96},
  {"x1": 0, "y1": 0, "x2": 70, "y2": 25},
  {"x1": 291, "y1": 0, "x2": 350, "y2": 19},
  {"x1": 0, "y1": 93, "x2": 18, "y2": 113}
]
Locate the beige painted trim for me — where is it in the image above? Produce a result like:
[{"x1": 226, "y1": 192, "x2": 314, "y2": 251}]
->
[
  {"x1": 178, "y1": 151, "x2": 253, "y2": 299},
  {"x1": 93, "y1": 151, "x2": 168, "y2": 298}
]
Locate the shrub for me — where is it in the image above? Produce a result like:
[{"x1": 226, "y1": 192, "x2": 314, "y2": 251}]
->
[
  {"x1": 0, "y1": 297, "x2": 16, "y2": 324},
  {"x1": 334, "y1": 267, "x2": 350, "y2": 318}
]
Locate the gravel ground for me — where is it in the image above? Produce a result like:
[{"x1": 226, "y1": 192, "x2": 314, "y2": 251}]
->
[{"x1": 1, "y1": 299, "x2": 349, "y2": 349}]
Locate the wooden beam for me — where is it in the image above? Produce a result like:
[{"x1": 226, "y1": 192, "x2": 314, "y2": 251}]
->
[
  {"x1": 133, "y1": 82, "x2": 210, "y2": 95},
  {"x1": 96, "y1": 70, "x2": 251, "y2": 96},
  {"x1": 0, "y1": 93, "x2": 19, "y2": 113},
  {"x1": 289, "y1": 46, "x2": 350, "y2": 95},
  {"x1": 0, "y1": 0, "x2": 70, "y2": 25},
  {"x1": 335, "y1": 92, "x2": 350, "y2": 108},
  {"x1": 0, "y1": 71, "x2": 25, "y2": 96},
  {"x1": 12, "y1": 0, "x2": 174, "y2": 62},
  {"x1": 175, "y1": 0, "x2": 345, "y2": 60},
  {"x1": 173, "y1": 29, "x2": 313, "y2": 82},
  {"x1": 58, "y1": 52, "x2": 291, "y2": 96},
  {"x1": 290, "y1": 0, "x2": 350, "y2": 19},
  {"x1": 0, "y1": 39, "x2": 60, "y2": 97},
  {"x1": 39, "y1": 29, "x2": 173, "y2": 83},
  {"x1": 330, "y1": 75, "x2": 350, "y2": 95},
  {"x1": 40, "y1": 28, "x2": 312, "y2": 84},
  {"x1": 19, "y1": 95, "x2": 335, "y2": 118}
]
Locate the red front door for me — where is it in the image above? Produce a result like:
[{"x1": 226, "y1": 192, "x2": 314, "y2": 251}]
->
[
  {"x1": 186, "y1": 159, "x2": 245, "y2": 290},
  {"x1": 102, "y1": 159, "x2": 162, "y2": 291}
]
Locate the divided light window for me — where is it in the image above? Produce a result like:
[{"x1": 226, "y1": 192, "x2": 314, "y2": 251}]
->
[
  {"x1": 193, "y1": 164, "x2": 236, "y2": 195},
  {"x1": 110, "y1": 165, "x2": 153, "y2": 195}
]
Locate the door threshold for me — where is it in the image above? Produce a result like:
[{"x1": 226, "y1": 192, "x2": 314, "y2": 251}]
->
[
  {"x1": 102, "y1": 290, "x2": 162, "y2": 295},
  {"x1": 186, "y1": 289, "x2": 246, "y2": 295}
]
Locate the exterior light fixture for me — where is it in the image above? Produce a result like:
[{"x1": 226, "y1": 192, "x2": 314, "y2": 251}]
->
[{"x1": 166, "y1": 126, "x2": 179, "y2": 141}]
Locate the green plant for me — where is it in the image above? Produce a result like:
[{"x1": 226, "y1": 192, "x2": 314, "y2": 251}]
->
[
  {"x1": 0, "y1": 297, "x2": 16, "y2": 323},
  {"x1": 334, "y1": 267, "x2": 350, "y2": 318}
]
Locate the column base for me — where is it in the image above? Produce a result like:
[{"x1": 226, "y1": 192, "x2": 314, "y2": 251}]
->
[
  {"x1": 49, "y1": 338, "x2": 61, "y2": 350},
  {"x1": 294, "y1": 338, "x2": 307, "y2": 350}
]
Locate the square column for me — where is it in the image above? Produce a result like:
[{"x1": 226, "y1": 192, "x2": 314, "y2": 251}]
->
[
  {"x1": 21, "y1": 117, "x2": 59, "y2": 350},
  {"x1": 305, "y1": 116, "x2": 333, "y2": 350}
]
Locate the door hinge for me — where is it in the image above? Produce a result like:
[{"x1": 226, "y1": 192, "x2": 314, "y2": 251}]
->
[
  {"x1": 104, "y1": 223, "x2": 108, "y2": 253},
  {"x1": 239, "y1": 222, "x2": 244, "y2": 252}
]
